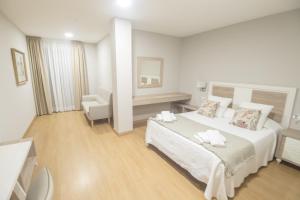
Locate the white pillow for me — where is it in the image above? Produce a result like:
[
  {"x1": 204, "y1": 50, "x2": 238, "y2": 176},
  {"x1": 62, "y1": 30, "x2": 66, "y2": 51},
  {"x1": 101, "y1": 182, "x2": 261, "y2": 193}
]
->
[
  {"x1": 208, "y1": 95, "x2": 232, "y2": 117},
  {"x1": 239, "y1": 102, "x2": 274, "y2": 130},
  {"x1": 223, "y1": 108, "x2": 235, "y2": 120},
  {"x1": 264, "y1": 118, "x2": 283, "y2": 134}
]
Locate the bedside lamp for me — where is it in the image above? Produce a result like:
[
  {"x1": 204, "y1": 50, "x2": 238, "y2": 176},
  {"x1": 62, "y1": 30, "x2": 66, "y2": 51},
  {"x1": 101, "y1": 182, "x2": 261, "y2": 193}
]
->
[{"x1": 196, "y1": 81, "x2": 207, "y2": 92}]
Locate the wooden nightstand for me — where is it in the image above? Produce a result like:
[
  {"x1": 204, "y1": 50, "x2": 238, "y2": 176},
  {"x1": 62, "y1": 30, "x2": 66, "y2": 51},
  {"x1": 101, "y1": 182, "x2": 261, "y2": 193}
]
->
[{"x1": 275, "y1": 128, "x2": 300, "y2": 167}]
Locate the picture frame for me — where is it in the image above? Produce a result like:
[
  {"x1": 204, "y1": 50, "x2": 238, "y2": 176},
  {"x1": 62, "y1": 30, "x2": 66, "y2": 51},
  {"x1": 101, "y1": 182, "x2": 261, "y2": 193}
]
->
[{"x1": 11, "y1": 48, "x2": 28, "y2": 85}]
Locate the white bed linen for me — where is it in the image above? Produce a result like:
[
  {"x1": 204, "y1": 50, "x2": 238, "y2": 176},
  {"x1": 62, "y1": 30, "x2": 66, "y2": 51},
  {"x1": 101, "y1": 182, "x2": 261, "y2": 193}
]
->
[{"x1": 145, "y1": 111, "x2": 278, "y2": 200}]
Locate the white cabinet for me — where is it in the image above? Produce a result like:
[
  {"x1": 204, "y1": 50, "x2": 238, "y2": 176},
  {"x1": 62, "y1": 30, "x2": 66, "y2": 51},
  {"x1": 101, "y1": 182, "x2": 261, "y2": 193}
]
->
[
  {"x1": 282, "y1": 137, "x2": 300, "y2": 165},
  {"x1": 276, "y1": 128, "x2": 300, "y2": 167}
]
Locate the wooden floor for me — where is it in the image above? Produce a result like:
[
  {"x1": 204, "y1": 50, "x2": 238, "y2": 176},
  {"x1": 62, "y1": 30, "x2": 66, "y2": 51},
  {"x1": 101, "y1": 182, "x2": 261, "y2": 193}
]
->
[{"x1": 25, "y1": 111, "x2": 300, "y2": 200}]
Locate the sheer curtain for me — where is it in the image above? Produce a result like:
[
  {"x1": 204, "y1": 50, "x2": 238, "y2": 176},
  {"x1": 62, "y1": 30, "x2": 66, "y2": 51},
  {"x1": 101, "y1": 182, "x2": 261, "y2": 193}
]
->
[
  {"x1": 42, "y1": 40, "x2": 75, "y2": 112},
  {"x1": 27, "y1": 37, "x2": 89, "y2": 114}
]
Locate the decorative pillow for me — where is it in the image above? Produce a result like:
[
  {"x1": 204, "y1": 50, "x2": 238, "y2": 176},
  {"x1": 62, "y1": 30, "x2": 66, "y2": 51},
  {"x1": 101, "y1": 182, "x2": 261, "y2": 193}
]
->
[
  {"x1": 198, "y1": 99, "x2": 219, "y2": 118},
  {"x1": 239, "y1": 102, "x2": 274, "y2": 130},
  {"x1": 208, "y1": 95, "x2": 232, "y2": 117},
  {"x1": 231, "y1": 108, "x2": 261, "y2": 130}
]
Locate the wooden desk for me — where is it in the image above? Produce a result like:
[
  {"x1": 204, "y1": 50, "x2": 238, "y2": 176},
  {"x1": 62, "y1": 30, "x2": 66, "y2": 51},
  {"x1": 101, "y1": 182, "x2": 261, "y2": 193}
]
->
[
  {"x1": 0, "y1": 138, "x2": 36, "y2": 200},
  {"x1": 133, "y1": 92, "x2": 191, "y2": 106}
]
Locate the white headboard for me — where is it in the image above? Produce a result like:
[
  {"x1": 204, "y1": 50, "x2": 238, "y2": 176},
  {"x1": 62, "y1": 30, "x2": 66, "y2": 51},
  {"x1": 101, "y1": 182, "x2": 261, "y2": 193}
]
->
[{"x1": 208, "y1": 81, "x2": 297, "y2": 128}]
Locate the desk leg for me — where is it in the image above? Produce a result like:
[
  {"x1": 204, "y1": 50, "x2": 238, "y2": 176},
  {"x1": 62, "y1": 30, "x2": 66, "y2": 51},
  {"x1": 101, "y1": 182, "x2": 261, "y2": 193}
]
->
[{"x1": 14, "y1": 181, "x2": 26, "y2": 200}]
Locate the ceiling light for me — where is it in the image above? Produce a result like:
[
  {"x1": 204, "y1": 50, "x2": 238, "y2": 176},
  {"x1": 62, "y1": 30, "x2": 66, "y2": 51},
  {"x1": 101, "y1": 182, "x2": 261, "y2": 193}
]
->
[
  {"x1": 64, "y1": 32, "x2": 74, "y2": 38},
  {"x1": 116, "y1": 0, "x2": 132, "y2": 8}
]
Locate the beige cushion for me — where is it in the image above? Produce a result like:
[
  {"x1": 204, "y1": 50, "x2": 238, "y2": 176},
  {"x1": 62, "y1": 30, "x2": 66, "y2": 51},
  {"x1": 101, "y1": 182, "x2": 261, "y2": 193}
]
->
[
  {"x1": 198, "y1": 99, "x2": 219, "y2": 118},
  {"x1": 26, "y1": 168, "x2": 53, "y2": 200},
  {"x1": 231, "y1": 108, "x2": 261, "y2": 130},
  {"x1": 239, "y1": 102, "x2": 274, "y2": 130},
  {"x1": 82, "y1": 101, "x2": 101, "y2": 113}
]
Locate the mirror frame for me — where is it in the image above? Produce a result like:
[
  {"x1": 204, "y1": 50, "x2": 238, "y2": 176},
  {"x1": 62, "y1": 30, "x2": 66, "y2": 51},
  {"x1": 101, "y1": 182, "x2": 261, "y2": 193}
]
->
[{"x1": 137, "y1": 57, "x2": 164, "y2": 89}]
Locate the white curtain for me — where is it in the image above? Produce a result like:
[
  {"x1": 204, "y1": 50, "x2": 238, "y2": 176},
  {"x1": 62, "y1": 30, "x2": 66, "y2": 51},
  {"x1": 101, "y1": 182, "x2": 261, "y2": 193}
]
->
[{"x1": 42, "y1": 40, "x2": 75, "y2": 112}]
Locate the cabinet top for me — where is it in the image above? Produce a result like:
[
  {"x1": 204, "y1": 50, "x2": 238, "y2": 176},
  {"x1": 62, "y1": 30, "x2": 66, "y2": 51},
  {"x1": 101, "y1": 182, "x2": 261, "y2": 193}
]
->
[
  {"x1": 133, "y1": 92, "x2": 191, "y2": 106},
  {"x1": 282, "y1": 128, "x2": 300, "y2": 140}
]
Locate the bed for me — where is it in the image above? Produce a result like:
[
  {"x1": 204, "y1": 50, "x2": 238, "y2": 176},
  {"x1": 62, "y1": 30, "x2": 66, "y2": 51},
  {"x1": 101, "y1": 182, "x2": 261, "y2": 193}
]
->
[{"x1": 145, "y1": 82, "x2": 297, "y2": 200}]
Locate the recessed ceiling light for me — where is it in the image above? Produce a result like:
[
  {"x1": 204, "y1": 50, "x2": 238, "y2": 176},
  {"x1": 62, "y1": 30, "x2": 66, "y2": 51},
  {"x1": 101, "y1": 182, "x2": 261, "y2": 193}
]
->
[
  {"x1": 116, "y1": 0, "x2": 132, "y2": 8},
  {"x1": 64, "y1": 32, "x2": 74, "y2": 38}
]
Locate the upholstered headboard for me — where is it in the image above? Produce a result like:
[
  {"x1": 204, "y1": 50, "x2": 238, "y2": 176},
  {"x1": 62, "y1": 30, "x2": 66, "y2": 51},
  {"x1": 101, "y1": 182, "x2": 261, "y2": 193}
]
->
[
  {"x1": 212, "y1": 86, "x2": 234, "y2": 99},
  {"x1": 208, "y1": 82, "x2": 297, "y2": 128}
]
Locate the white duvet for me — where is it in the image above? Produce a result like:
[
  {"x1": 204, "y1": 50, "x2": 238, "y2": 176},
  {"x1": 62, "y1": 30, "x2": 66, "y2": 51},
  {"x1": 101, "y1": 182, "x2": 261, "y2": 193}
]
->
[{"x1": 145, "y1": 111, "x2": 279, "y2": 200}]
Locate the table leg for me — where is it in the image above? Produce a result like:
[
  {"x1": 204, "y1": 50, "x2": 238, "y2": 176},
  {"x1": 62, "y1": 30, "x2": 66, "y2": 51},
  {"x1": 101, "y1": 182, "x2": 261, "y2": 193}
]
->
[{"x1": 14, "y1": 181, "x2": 26, "y2": 200}]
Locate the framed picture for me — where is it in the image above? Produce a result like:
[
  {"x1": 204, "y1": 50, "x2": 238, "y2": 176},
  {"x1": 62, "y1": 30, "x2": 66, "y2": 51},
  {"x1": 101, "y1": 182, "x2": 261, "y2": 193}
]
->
[{"x1": 11, "y1": 48, "x2": 28, "y2": 85}]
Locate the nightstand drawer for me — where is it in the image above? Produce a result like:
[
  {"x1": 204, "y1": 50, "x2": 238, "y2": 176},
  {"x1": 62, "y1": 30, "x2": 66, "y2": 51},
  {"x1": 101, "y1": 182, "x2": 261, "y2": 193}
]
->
[{"x1": 282, "y1": 137, "x2": 300, "y2": 165}]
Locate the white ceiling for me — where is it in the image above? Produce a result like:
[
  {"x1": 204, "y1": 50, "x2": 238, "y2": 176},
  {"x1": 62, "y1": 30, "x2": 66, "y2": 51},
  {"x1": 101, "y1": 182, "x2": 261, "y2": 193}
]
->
[{"x1": 0, "y1": 0, "x2": 299, "y2": 43}]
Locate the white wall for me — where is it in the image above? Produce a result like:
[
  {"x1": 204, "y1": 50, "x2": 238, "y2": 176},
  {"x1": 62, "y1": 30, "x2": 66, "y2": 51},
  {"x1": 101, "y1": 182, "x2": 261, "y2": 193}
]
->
[
  {"x1": 93, "y1": 30, "x2": 183, "y2": 123},
  {"x1": 111, "y1": 19, "x2": 133, "y2": 133},
  {"x1": 179, "y1": 10, "x2": 300, "y2": 123},
  {"x1": 132, "y1": 30, "x2": 182, "y2": 121},
  {"x1": 96, "y1": 35, "x2": 112, "y2": 92},
  {"x1": 93, "y1": 30, "x2": 182, "y2": 96},
  {"x1": 0, "y1": 13, "x2": 36, "y2": 142},
  {"x1": 84, "y1": 43, "x2": 98, "y2": 94},
  {"x1": 133, "y1": 30, "x2": 182, "y2": 96},
  {"x1": 85, "y1": 39, "x2": 112, "y2": 95}
]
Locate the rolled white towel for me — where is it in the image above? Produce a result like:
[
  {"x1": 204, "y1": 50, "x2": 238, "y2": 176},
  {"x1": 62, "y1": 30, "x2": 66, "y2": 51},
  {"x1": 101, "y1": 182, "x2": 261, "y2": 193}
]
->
[
  {"x1": 156, "y1": 114, "x2": 163, "y2": 121},
  {"x1": 161, "y1": 111, "x2": 171, "y2": 121},
  {"x1": 197, "y1": 132, "x2": 211, "y2": 143},
  {"x1": 161, "y1": 111, "x2": 176, "y2": 122},
  {"x1": 209, "y1": 134, "x2": 226, "y2": 147}
]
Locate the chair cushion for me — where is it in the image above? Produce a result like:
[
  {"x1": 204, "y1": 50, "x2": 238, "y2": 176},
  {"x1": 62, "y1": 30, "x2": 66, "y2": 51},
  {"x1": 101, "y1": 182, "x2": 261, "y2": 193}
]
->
[
  {"x1": 82, "y1": 101, "x2": 100, "y2": 113},
  {"x1": 95, "y1": 96, "x2": 106, "y2": 104}
]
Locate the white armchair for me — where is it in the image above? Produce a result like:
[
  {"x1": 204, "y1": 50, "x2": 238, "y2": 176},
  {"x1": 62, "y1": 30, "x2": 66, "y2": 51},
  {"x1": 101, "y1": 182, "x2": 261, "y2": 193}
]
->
[{"x1": 81, "y1": 88, "x2": 112, "y2": 127}]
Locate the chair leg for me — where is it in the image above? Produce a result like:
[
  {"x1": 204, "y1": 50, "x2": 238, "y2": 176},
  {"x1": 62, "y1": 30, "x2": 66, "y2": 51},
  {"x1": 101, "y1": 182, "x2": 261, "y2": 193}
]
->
[
  {"x1": 108, "y1": 117, "x2": 111, "y2": 124},
  {"x1": 14, "y1": 181, "x2": 26, "y2": 200},
  {"x1": 91, "y1": 120, "x2": 94, "y2": 127}
]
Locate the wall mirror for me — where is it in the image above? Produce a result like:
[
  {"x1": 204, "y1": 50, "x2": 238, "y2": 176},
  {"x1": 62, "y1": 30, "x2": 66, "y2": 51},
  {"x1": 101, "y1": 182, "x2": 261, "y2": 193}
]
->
[{"x1": 137, "y1": 57, "x2": 163, "y2": 88}]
